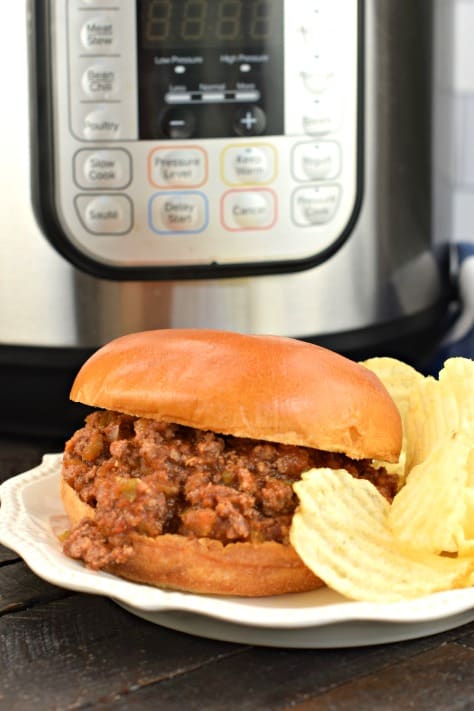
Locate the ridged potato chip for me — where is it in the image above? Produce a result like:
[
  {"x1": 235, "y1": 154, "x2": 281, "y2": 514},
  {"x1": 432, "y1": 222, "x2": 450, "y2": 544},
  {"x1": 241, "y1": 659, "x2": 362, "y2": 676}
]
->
[
  {"x1": 362, "y1": 357, "x2": 424, "y2": 480},
  {"x1": 290, "y1": 468, "x2": 474, "y2": 602},
  {"x1": 389, "y1": 433, "x2": 474, "y2": 556},
  {"x1": 405, "y1": 358, "x2": 474, "y2": 471}
]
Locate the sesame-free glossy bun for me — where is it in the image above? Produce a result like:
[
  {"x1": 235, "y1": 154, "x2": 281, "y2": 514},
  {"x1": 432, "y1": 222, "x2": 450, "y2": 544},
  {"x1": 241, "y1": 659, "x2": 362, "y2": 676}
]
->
[{"x1": 70, "y1": 329, "x2": 402, "y2": 462}]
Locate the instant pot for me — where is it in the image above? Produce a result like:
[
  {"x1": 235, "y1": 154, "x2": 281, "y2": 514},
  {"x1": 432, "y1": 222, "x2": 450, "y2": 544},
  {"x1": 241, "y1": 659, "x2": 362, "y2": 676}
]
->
[{"x1": 0, "y1": 1, "x2": 453, "y2": 436}]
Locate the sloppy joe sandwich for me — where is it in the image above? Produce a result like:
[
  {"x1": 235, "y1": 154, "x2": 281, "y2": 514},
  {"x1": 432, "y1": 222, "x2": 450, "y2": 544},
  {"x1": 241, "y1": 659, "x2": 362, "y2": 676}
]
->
[{"x1": 60, "y1": 329, "x2": 402, "y2": 596}]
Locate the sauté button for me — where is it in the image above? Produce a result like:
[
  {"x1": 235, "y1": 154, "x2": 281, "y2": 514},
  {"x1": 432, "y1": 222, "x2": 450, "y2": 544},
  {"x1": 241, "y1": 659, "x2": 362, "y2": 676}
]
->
[{"x1": 75, "y1": 194, "x2": 133, "y2": 234}]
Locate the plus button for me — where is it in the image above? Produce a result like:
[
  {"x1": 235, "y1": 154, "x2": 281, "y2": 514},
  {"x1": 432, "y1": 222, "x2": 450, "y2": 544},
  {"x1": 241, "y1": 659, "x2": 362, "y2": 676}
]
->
[
  {"x1": 233, "y1": 105, "x2": 266, "y2": 136},
  {"x1": 240, "y1": 111, "x2": 258, "y2": 131}
]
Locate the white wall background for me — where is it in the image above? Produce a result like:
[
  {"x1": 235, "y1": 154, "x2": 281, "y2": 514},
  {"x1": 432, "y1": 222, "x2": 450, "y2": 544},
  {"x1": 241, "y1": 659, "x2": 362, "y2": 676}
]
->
[{"x1": 446, "y1": 0, "x2": 474, "y2": 241}]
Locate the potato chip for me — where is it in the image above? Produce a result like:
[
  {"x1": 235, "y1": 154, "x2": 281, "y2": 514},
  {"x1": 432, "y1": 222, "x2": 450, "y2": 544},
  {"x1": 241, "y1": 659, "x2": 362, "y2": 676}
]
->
[
  {"x1": 389, "y1": 433, "x2": 474, "y2": 556},
  {"x1": 290, "y1": 468, "x2": 474, "y2": 602},
  {"x1": 404, "y1": 358, "x2": 474, "y2": 471},
  {"x1": 362, "y1": 357, "x2": 425, "y2": 480}
]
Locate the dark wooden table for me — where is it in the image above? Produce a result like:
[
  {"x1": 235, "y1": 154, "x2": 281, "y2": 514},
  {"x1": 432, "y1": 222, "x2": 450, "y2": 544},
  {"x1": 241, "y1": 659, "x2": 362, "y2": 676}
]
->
[{"x1": 1, "y1": 435, "x2": 473, "y2": 711}]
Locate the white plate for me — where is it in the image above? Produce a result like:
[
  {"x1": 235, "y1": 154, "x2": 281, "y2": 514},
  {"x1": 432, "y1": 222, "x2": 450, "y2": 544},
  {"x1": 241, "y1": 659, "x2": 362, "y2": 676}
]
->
[{"x1": 0, "y1": 454, "x2": 473, "y2": 648}]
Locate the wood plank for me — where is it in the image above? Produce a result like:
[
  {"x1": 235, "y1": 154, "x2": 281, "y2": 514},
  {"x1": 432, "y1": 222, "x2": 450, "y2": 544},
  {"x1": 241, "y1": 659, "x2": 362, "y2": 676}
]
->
[
  {"x1": 0, "y1": 561, "x2": 69, "y2": 614},
  {"x1": 0, "y1": 545, "x2": 18, "y2": 564},
  {"x1": 91, "y1": 624, "x2": 474, "y2": 710},
  {"x1": 0, "y1": 594, "x2": 246, "y2": 709},
  {"x1": 455, "y1": 625, "x2": 474, "y2": 649},
  {"x1": 285, "y1": 643, "x2": 474, "y2": 710}
]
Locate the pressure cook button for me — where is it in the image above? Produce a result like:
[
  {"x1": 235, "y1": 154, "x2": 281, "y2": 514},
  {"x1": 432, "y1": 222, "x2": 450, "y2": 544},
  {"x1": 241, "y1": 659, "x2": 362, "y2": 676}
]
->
[
  {"x1": 75, "y1": 195, "x2": 133, "y2": 235},
  {"x1": 222, "y1": 189, "x2": 276, "y2": 230},
  {"x1": 292, "y1": 185, "x2": 340, "y2": 226},
  {"x1": 233, "y1": 106, "x2": 266, "y2": 136},
  {"x1": 150, "y1": 192, "x2": 208, "y2": 233},
  {"x1": 80, "y1": 15, "x2": 118, "y2": 52},
  {"x1": 161, "y1": 108, "x2": 196, "y2": 139},
  {"x1": 74, "y1": 149, "x2": 131, "y2": 189}
]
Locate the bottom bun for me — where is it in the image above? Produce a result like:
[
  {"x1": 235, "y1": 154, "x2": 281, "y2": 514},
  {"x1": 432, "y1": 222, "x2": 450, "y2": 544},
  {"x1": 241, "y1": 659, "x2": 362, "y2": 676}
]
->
[{"x1": 61, "y1": 479, "x2": 324, "y2": 596}]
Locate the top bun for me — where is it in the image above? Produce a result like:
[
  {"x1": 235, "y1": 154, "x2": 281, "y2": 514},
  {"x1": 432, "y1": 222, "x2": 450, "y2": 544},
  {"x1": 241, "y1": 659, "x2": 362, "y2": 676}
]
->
[{"x1": 70, "y1": 329, "x2": 402, "y2": 462}]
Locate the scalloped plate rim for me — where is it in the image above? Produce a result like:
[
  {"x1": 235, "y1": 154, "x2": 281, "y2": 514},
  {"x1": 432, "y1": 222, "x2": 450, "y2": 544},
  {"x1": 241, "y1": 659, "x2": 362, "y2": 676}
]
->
[{"x1": 0, "y1": 454, "x2": 472, "y2": 635}]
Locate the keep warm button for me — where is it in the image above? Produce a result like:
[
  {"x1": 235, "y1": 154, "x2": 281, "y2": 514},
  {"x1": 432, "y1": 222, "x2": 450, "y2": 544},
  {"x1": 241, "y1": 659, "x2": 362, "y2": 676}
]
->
[{"x1": 75, "y1": 194, "x2": 133, "y2": 235}]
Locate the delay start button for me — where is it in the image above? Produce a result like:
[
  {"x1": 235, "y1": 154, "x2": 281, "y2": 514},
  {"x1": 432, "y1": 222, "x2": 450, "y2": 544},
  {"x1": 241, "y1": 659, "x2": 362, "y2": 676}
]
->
[
  {"x1": 75, "y1": 194, "x2": 133, "y2": 234},
  {"x1": 149, "y1": 192, "x2": 208, "y2": 234}
]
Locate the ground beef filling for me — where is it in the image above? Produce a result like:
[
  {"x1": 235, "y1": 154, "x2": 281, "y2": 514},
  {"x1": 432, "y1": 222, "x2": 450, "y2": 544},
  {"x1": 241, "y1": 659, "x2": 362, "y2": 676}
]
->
[{"x1": 62, "y1": 410, "x2": 399, "y2": 570}]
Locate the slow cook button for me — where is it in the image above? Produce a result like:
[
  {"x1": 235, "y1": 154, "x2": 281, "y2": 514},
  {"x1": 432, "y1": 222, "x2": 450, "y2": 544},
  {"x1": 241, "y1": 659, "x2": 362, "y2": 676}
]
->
[
  {"x1": 75, "y1": 194, "x2": 133, "y2": 234},
  {"x1": 292, "y1": 185, "x2": 341, "y2": 226},
  {"x1": 74, "y1": 149, "x2": 131, "y2": 189},
  {"x1": 149, "y1": 192, "x2": 208, "y2": 233},
  {"x1": 222, "y1": 189, "x2": 276, "y2": 230}
]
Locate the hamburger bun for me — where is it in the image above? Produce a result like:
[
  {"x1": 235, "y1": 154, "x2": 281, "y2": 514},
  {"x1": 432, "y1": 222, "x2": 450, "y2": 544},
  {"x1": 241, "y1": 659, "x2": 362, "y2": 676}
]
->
[{"x1": 61, "y1": 329, "x2": 402, "y2": 596}]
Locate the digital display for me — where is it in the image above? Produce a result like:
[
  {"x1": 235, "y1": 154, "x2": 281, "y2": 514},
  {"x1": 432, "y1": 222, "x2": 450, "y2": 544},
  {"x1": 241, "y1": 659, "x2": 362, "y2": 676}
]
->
[
  {"x1": 137, "y1": 0, "x2": 284, "y2": 140},
  {"x1": 140, "y1": 0, "x2": 278, "y2": 48}
]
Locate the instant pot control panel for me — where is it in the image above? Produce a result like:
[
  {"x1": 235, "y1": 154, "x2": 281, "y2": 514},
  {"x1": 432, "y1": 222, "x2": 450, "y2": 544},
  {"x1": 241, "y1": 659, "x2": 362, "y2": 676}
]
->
[{"x1": 35, "y1": 0, "x2": 361, "y2": 278}]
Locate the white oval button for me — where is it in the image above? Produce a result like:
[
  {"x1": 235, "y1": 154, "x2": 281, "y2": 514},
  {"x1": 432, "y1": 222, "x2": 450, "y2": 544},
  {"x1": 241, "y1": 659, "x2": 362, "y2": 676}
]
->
[
  {"x1": 302, "y1": 95, "x2": 341, "y2": 135},
  {"x1": 82, "y1": 106, "x2": 122, "y2": 140},
  {"x1": 292, "y1": 185, "x2": 341, "y2": 226},
  {"x1": 292, "y1": 141, "x2": 341, "y2": 181},
  {"x1": 81, "y1": 63, "x2": 119, "y2": 99},
  {"x1": 75, "y1": 195, "x2": 133, "y2": 234},
  {"x1": 80, "y1": 15, "x2": 118, "y2": 52},
  {"x1": 74, "y1": 149, "x2": 131, "y2": 189},
  {"x1": 222, "y1": 190, "x2": 276, "y2": 230},
  {"x1": 149, "y1": 148, "x2": 206, "y2": 187},
  {"x1": 150, "y1": 192, "x2": 208, "y2": 233},
  {"x1": 222, "y1": 145, "x2": 276, "y2": 185}
]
